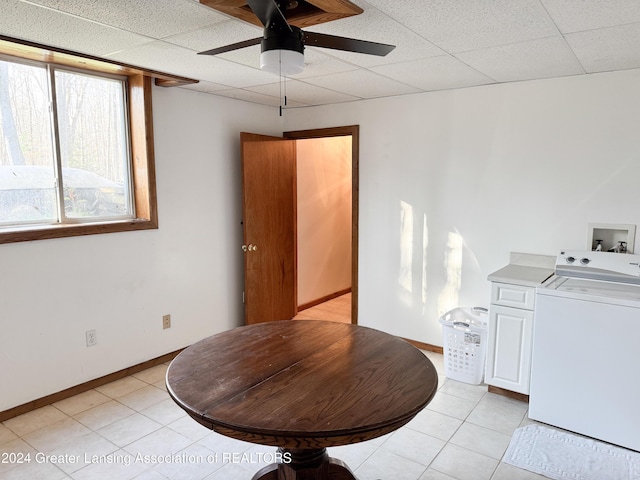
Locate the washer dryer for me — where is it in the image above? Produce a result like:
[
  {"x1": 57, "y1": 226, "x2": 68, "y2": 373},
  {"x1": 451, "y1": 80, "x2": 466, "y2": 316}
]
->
[{"x1": 529, "y1": 250, "x2": 640, "y2": 452}]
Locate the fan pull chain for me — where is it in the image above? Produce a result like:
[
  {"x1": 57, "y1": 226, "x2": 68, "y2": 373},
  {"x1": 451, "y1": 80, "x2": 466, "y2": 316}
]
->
[
  {"x1": 278, "y1": 72, "x2": 288, "y2": 116},
  {"x1": 284, "y1": 74, "x2": 288, "y2": 106},
  {"x1": 279, "y1": 53, "x2": 284, "y2": 116}
]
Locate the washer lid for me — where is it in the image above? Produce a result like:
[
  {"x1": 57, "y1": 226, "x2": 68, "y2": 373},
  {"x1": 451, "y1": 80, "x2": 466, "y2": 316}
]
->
[{"x1": 539, "y1": 276, "x2": 640, "y2": 305}]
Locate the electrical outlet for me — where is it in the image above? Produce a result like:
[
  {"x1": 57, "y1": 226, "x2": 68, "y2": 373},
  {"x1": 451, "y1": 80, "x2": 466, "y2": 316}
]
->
[
  {"x1": 162, "y1": 314, "x2": 171, "y2": 329},
  {"x1": 86, "y1": 329, "x2": 97, "y2": 347}
]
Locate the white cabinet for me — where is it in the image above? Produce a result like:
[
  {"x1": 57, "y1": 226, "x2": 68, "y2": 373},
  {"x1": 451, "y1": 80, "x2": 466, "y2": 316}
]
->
[{"x1": 485, "y1": 282, "x2": 535, "y2": 395}]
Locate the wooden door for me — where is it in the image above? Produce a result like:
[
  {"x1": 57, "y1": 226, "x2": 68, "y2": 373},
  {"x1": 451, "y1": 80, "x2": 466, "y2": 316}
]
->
[{"x1": 241, "y1": 132, "x2": 297, "y2": 324}]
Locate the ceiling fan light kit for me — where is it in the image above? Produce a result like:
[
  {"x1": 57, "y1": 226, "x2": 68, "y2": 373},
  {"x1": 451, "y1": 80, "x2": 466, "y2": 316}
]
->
[{"x1": 261, "y1": 49, "x2": 304, "y2": 75}]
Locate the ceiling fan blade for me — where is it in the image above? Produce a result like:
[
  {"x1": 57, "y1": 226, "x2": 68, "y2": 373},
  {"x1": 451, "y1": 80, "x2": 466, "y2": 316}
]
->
[
  {"x1": 198, "y1": 38, "x2": 262, "y2": 56},
  {"x1": 246, "y1": 0, "x2": 291, "y2": 31},
  {"x1": 302, "y1": 31, "x2": 395, "y2": 56}
]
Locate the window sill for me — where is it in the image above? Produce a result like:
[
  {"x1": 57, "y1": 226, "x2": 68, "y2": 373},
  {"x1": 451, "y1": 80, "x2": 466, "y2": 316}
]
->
[{"x1": 0, "y1": 218, "x2": 158, "y2": 244}]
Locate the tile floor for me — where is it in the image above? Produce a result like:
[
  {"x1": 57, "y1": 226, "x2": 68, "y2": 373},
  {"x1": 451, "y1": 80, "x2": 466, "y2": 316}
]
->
[{"x1": 0, "y1": 351, "x2": 548, "y2": 480}]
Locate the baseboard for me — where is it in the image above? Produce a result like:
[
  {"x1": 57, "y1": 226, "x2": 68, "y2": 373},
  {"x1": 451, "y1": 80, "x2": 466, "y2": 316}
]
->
[
  {"x1": 0, "y1": 349, "x2": 184, "y2": 423},
  {"x1": 297, "y1": 287, "x2": 351, "y2": 312},
  {"x1": 403, "y1": 338, "x2": 444, "y2": 354},
  {"x1": 488, "y1": 385, "x2": 529, "y2": 403},
  {"x1": 0, "y1": 338, "x2": 446, "y2": 423}
]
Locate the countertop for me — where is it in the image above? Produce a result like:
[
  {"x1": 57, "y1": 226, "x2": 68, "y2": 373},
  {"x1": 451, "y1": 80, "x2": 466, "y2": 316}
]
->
[{"x1": 488, "y1": 252, "x2": 555, "y2": 287}]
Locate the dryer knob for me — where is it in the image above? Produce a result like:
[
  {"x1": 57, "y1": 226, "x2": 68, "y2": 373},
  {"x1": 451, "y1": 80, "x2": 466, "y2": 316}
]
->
[
  {"x1": 580, "y1": 258, "x2": 591, "y2": 265},
  {"x1": 566, "y1": 256, "x2": 576, "y2": 263}
]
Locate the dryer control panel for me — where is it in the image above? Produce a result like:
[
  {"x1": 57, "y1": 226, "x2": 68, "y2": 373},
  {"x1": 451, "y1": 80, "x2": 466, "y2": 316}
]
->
[{"x1": 556, "y1": 250, "x2": 640, "y2": 283}]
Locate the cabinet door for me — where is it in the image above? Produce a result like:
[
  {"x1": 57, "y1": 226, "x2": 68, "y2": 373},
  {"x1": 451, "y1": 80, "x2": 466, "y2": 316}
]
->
[
  {"x1": 491, "y1": 283, "x2": 535, "y2": 310},
  {"x1": 485, "y1": 304, "x2": 534, "y2": 394}
]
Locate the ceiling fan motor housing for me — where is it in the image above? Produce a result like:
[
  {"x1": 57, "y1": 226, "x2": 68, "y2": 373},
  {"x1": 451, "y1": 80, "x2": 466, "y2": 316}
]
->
[
  {"x1": 262, "y1": 25, "x2": 304, "y2": 54},
  {"x1": 260, "y1": 25, "x2": 305, "y2": 75}
]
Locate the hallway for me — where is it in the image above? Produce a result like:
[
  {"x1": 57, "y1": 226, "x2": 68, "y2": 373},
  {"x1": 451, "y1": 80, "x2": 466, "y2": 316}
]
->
[{"x1": 293, "y1": 293, "x2": 352, "y2": 323}]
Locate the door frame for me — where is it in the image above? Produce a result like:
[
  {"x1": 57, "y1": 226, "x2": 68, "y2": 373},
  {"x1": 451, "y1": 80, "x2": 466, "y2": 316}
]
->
[{"x1": 284, "y1": 125, "x2": 359, "y2": 324}]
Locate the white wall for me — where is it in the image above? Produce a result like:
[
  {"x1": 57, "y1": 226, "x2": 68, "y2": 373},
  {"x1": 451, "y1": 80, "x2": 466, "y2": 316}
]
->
[
  {"x1": 284, "y1": 68, "x2": 640, "y2": 346},
  {"x1": 0, "y1": 87, "x2": 282, "y2": 411},
  {"x1": 4, "y1": 68, "x2": 640, "y2": 411},
  {"x1": 297, "y1": 136, "x2": 352, "y2": 306}
]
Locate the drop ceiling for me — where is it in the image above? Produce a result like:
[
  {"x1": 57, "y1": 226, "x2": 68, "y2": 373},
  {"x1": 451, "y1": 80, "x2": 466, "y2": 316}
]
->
[{"x1": 2, "y1": 0, "x2": 640, "y2": 108}]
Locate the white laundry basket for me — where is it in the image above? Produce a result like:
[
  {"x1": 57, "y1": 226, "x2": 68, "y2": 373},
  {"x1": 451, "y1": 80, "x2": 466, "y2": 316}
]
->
[{"x1": 439, "y1": 307, "x2": 489, "y2": 385}]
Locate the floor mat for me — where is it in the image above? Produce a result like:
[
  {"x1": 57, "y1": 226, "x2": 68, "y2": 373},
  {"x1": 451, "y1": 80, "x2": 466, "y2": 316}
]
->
[{"x1": 504, "y1": 424, "x2": 640, "y2": 480}]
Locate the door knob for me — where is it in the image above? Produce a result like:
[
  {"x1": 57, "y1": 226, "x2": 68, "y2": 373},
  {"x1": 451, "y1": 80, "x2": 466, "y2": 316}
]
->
[{"x1": 242, "y1": 244, "x2": 258, "y2": 252}]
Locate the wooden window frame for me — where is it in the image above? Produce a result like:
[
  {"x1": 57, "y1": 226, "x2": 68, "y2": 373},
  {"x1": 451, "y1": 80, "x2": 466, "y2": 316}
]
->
[{"x1": 0, "y1": 36, "x2": 197, "y2": 244}]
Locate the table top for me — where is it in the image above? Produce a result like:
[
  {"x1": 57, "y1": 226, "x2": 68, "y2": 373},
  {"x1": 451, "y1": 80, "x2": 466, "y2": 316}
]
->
[{"x1": 166, "y1": 320, "x2": 438, "y2": 449}]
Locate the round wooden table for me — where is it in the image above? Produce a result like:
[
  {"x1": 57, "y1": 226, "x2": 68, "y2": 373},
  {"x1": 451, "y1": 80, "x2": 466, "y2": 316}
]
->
[{"x1": 166, "y1": 320, "x2": 438, "y2": 480}]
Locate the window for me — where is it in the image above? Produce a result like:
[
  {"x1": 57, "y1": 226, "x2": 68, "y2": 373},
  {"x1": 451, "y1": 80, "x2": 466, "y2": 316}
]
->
[
  {"x1": 0, "y1": 58, "x2": 133, "y2": 226},
  {"x1": 0, "y1": 35, "x2": 198, "y2": 244}
]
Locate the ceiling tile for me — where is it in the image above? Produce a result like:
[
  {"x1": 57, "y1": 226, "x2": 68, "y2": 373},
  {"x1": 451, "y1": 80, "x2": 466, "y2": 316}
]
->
[
  {"x1": 199, "y1": 87, "x2": 289, "y2": 108},
  {"x1": 303, "y1": 69, "x2": 420, "y2": 98},
  {"x1": 24, "y1": 0, "x2": 228, "y2": 38},
  {"x1": 371, "y1": 55, "x2": 494, "y2": 91},
  {"x1": 247, "y1": 80, "x2": 360, "y2": 106},
  {"x1": 364, "y1": 0, "x2": 558, "y2": 52},
  {"x1": 210, "y1": 49, "x2": 355, "y2": 82},
  {"x1": 565, "y1": 23, "x2": 640, "y2": 73},
  {"x1": 214, "y1": 44, "x2": 262, "y2": 69},
  {"x1": 164, "y1": 20, "x2": 262, "y2": 53},
  {"x1": 178, "y1": 79, "x2": 230, "y2": 94},
  {"x1": 192, "y1": 58, "x2": 278, "y2": 88},
  {"x1": 106, "y1": 41, "x2": 277, "y2": 88},
  {"x1": 208, "y1": 46, "x2": 346, "y2": 78},
  {"x1": 3, "y1": 1, "x2": 151, "y2": 56},
  {"x1": 290, "y1": 50, "x2": 361, "y2": 78},
  {"x1": 540, "y1": 0, "x2": 640, "y2": 33},
  {"x1": 456, "y1": 36, "x2": 585, "y2": 82},
  {"x1": 304, "y1": 7, "x2": 445, "y2": 67}
]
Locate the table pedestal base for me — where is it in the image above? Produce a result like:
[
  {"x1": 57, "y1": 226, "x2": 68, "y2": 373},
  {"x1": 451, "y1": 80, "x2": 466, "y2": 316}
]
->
[{"x1": 252, "y1": 448, "x2": 357, "y2": 480}]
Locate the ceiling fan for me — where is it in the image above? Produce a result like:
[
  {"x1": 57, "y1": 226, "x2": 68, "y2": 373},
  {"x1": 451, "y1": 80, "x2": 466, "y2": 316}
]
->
[{"x1": 198, "y1": 0, "x2": 396, "y2": 75}]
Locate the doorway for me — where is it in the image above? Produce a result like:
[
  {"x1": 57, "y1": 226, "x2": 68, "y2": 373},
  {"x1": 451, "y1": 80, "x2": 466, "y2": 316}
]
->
[
  {"x1": 284, "y1": 126, "x2": 359, "y2": 324},
  {"x1": 240, "y1": 126, "x2": 359, "y2": 325}
]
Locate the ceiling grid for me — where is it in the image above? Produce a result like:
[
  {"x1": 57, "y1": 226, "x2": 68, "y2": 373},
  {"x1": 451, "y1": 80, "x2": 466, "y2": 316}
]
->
[{"x1": 2, "y1": 0, "x2": 639, "y2": 107}]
